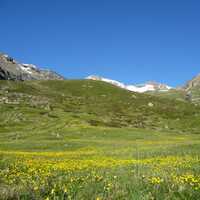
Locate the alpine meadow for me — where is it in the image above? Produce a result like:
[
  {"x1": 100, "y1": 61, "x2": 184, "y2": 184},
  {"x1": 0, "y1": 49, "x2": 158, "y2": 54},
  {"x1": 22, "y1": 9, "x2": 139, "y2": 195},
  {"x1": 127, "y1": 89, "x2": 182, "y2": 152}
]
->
[
  {"x1": 1, "y1": 54, "x2": 200, "y2": 199},
  {"x1": 1, "y1": 1, "x2": 200, "y2": 199}
]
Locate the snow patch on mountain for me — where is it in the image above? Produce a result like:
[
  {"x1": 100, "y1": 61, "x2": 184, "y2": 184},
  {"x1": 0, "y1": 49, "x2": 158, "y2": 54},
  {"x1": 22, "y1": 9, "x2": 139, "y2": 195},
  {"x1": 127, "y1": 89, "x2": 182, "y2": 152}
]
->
[
  {"x1": 22, "y1": 64, "x2": 37, "y2": 69},
  {"x1": 86, "y1": 75, "x2": 172, "y2": 93},
  {"x1": 126, "y1": 84, "x2": 155, "y2": 93},
  {"x1": 0, "y1": 53, "x2": 65, "y2": 80},
  {"x1": 19, "y1": 64, "x2": 34, "y2": 74}
]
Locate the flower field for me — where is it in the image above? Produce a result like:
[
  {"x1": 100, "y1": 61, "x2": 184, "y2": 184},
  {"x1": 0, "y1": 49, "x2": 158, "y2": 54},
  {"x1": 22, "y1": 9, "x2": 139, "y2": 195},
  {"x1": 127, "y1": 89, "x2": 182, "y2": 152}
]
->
[
  {"x1": 0, "y1": 127, "x2": 200, "y2": 199},
  {"x1": 1, "y1": 71, "x2": 200, "y2": 199}
]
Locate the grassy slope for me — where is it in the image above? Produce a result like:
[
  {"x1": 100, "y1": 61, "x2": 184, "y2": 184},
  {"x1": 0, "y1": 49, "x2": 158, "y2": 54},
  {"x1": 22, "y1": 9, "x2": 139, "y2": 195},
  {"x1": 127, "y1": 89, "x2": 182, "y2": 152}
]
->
[
  {"x1": 0, "y1": 80, "x2": 200, "y2": 134},
  {"x1": 147, "y1": 89, "x2": 187, "y2": 102},
  {"x1": 149, "y1": 86, "x2": 200, "y2": 105},
  {"x1": 0, "y1": 80, "x2": 200, "y2": 199}
]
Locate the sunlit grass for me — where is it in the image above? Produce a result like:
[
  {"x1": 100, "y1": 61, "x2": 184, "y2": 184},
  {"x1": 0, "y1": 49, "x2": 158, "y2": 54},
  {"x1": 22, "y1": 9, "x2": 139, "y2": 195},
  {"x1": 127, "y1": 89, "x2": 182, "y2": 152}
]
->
[
  {"x1": 1, "y1": 80, "x2": 200, "y2": 199},
  {"x1": 0, "y1": 127, "x2": 200, "y2": 199}
]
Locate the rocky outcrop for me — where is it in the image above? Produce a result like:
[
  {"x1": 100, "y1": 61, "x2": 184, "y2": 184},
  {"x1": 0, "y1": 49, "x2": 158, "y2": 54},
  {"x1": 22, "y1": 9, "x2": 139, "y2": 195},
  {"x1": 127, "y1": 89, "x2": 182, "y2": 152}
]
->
[
  {"x1": 184, "y1": 74, "x2": 200, "y2": 91},
  {"x1": 0, "y1": 53, "x2": 65, "y2": 80}
]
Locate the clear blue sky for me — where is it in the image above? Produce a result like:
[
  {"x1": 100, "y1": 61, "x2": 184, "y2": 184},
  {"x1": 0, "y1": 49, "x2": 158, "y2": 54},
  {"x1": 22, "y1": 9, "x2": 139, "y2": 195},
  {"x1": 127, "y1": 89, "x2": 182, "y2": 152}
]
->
[{"x1": 0, "y1": 0, "x2": 200, "y2": 86}]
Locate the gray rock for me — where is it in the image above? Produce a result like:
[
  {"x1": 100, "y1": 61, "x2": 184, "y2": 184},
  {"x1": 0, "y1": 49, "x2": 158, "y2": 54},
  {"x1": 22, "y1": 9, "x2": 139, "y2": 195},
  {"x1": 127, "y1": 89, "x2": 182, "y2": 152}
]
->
[{"x1": 0, "y1": 53, "x2": 65, "y2": 80}]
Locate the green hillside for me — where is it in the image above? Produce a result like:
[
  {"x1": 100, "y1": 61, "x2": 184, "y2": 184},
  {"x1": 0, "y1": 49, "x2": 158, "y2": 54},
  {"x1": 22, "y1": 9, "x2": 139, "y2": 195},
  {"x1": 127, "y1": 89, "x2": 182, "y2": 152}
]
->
[
  {"x1": 1, "y1": 80, "x2": 200, "y2": 199},
  {"x1": 147, "y1": 89, "x2": 187, "y2": 101},
  {"x1": 0, "y1": 80, "x2": 200, "y2": 134},
  {"x1": 148, "y1": 74, "x2": 200, "y2": 105}
]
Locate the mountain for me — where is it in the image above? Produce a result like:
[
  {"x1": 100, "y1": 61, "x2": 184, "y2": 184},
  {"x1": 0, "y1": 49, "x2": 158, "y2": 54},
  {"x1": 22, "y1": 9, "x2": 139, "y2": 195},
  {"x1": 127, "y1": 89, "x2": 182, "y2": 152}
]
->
[
  {"x1": 182, "y1": 74, "x2": 200, "y2": 103},
  {"x1": 86, "y1": 75, "x2": 172, "y2": 93},
  {"x1": 146, "y1": 74, "x2": 200, "y2": 104},
  {"x1": 184, "y1": 74, "x2": 200, "y2": 91},
  {"x1": 85, "y1": 74, "x2": 200, "y2": 104},
  {"x1": 2, "y1": 52, "x2": 200, "y2": 104},
  {"x1": 86, "y1": 75, "x2": 200, "y2": 104},
  {"x1": 0, "y1": 53, "x2": 64, "y2": 80}
]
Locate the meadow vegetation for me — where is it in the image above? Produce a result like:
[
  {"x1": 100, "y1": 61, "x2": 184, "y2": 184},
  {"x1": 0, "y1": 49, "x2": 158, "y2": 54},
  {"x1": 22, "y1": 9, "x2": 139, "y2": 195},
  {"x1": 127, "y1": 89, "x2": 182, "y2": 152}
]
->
[{"x1": 0, "y1": 80, "x2": 200, "y2": 199}]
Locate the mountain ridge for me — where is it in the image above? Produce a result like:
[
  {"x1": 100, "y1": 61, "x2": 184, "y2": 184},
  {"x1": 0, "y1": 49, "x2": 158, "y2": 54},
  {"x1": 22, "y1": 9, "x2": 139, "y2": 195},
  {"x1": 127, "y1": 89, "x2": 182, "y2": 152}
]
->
[
  {"x1": 1, "y1": 52, "x2": 200, "y2": 97},
  {"x1": 0, "y1": 53, "x2": 65, "y2": 80}
]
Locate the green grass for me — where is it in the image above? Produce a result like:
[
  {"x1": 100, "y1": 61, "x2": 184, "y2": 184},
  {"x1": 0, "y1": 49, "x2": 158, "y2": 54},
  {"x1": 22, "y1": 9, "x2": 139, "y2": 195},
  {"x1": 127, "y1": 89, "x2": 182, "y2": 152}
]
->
[
  {"x1": 1, "y1": 80, "x2": 200, "y2": 133},
  {"x1": 0, "y1": 127, "x2": 200, "y2": 199},
  {"x1": 0, "y1": 80, "x2": 200, "y2": 199},
  {"x1": 149, "y1": 85, "x2": 200, "y2": 105},
  {"x1": 148, "y1": 89, "x2": 187, "y2": 102}
]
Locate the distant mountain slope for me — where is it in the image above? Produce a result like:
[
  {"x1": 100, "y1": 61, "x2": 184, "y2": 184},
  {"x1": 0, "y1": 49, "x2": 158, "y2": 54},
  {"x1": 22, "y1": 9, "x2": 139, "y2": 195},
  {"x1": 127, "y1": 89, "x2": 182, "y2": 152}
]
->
[
  {"x1": 150, "y1": 74, "x2": 200, "y2": 104},
  {"x1": 185, "y1": 74, "x2": 200, "y2": 91},
  {"x1": 0, "y1": 53, "x2": 64, "y2": 80},
  {"x1": 86, "y1": 75, "x2": 172, "y2": 93},
  {"x1": 0, "y1": 79, "x2": 200, "y2": 134},
  {"x1": 183, "y1": 74, "x2": 200, "y2": 104}
]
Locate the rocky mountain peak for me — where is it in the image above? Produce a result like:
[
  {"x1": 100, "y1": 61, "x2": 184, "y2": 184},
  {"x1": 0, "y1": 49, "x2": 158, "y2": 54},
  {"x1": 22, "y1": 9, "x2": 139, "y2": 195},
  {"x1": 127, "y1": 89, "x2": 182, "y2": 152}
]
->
[{"x1": 0, "y1": 53, "x2": 65, "y2": 81}]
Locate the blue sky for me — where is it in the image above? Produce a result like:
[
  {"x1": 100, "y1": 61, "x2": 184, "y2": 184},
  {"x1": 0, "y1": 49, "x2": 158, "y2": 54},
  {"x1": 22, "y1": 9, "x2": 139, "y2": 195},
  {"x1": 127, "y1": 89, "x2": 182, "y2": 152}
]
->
[{"x1": 0, "y1": 0, "x2": 200, "y2": 86}]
